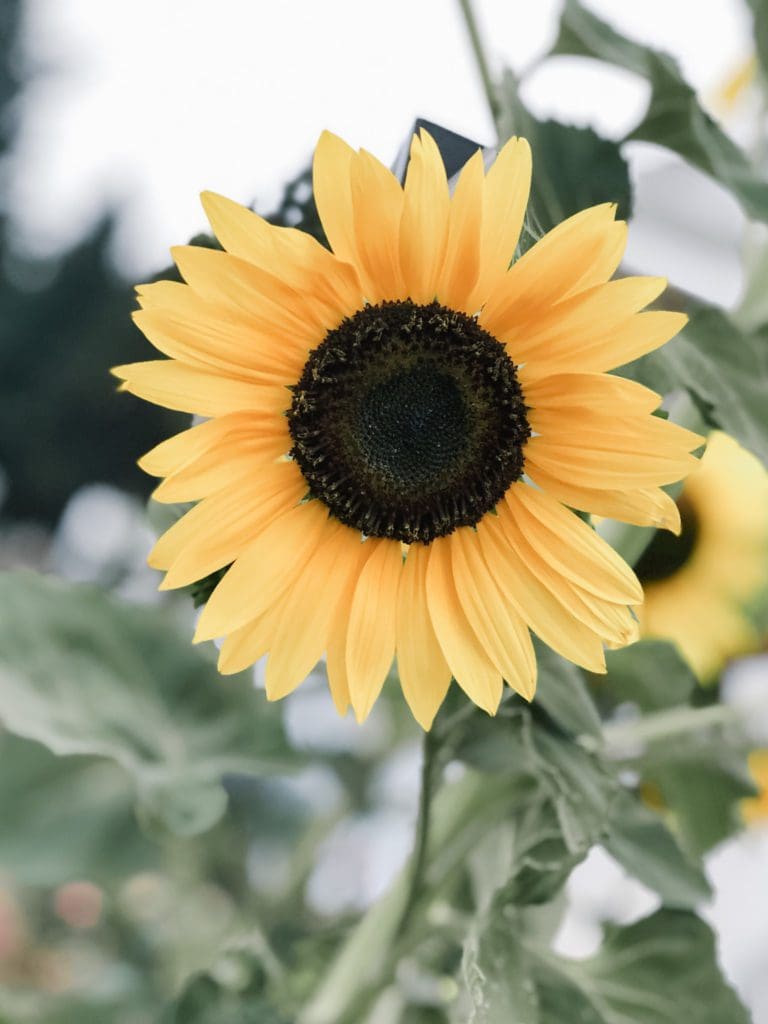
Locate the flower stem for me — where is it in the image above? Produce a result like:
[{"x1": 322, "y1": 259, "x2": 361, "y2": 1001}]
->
[
  {"x1": 396, "y1": 727, "x2": 439, "y2": 939},
  {"x1": 456, "y1": 0, "x2": 502, "y2": 128}
]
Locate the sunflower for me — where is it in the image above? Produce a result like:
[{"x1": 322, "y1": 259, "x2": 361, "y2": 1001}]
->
[
  {"x1": 743, "y1": 749, "x2": 768, "y2": 826},
  {"x1": 114, "y1": 130, "x2": 701, "y2": 729},
  {"x1": 636, "y1": 431, "x2": 768, "y2": 681}
]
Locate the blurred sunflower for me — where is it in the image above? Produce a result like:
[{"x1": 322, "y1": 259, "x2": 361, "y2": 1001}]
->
[
  {"x1": 743, "y1": 749, "x2": 768, "y2": 826},
  {"x1": 114, "y1": 130, "x2": 700, "y2": 728},
  {"x1": 636, "y1": 431, "x2": 768, "y2": 681}
]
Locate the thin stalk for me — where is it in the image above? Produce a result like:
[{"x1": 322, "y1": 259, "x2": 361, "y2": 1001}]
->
[
  {"x1": 395, "y1": 727, "x2": 439, "y2": 939},
  {"x1": 456, "y1": 0, "x2": 502, "y2": 128}
]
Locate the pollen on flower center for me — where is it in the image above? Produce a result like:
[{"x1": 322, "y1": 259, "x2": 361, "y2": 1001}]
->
[{"x1": 288, "y1": 300, "x2": 531, "y2": 544}]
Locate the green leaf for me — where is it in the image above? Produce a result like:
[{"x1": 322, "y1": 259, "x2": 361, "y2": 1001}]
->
[
  {"x1": 161, "y1": 973, "x2": 289, "y2": 1024},
  {"x1": 538, "y1": 910, "x2": 749, "y2": 1024},
  {"x1": 746, "y1": 0, "x2": 768, "y2": 80},
  {"x1": 462, "y1": 907, "x2": 749, "y2": 1024},
  {"x1": 634, "y1": 307, "x2": 768, "y2": 466},
  {"x1": 461, "y1": 916, "x2": 537, "y2": 1024},
  {"x1": 603, "y1": 790, "x2": 711, "y2": 908},
  {"x1": 533, "y1": 640, "x2": 602, "y2": 738},
  {"x1": 497, "y1": 72, "x2": 631, "y2": 252},
  {"x1": 610, "y1": 704, "x2": 755, "y2": 855},
  {"x1": 550, "y1": 0, "x2": 768, "y2": 222},
  {"x1": 0, "y1": 571, "x2": 295, "y2": 836},
  {"x1": 602, "y1": 640, "x2": 696, "y2": 711},
  {"x1": 0, "y1": 732, "x2": 156, "y2": 886}
]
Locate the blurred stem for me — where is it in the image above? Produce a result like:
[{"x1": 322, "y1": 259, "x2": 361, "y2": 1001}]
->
[
  {"x1": 456, "y1": 0, "x2": 502, "y2": 128},
  {"x1": 395, "y1": 727, "x2": 439, "y2": 939},
  {"x1": 603, "y1": 704, "x2": 741, "y2": 755}
]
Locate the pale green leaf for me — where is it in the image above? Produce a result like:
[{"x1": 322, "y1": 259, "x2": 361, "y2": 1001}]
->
[
  {"x1": 497, "y1": 71, "x2": 630, "y2": 254},
  {"x1": 602, "y1": 640, "x2": 696, "y2": 711},
  {"x1": 634, "y1": 307, "x2": 768, "y2": 466},
  {"x1": 603, "y1": 790, "x2": 711, "y2": 908},
  {"x1": 534, "y1": 640, "x2": 602, "y2": 738},
  {"x1": 0, "y1": 571, "x2": 295, "y2": 836},
  {"x1": 535, "y1": 910, "x2": 750, "y2": 1024},
  {"x1": 550, "y1": 0, "x2": 768, "y2": 221}
]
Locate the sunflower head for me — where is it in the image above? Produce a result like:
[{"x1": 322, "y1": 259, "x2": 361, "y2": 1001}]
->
[
  {"x1": 638, "y1": 431, "x2": 768, "y2": 681},
  {"x1": 114, "y1": 128, "x2": 701, "y2": 728}
]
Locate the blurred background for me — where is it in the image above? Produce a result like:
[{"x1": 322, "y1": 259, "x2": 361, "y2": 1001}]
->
[{"x1": 1, "y1": 1, "x2": 767, "y2": 1021}]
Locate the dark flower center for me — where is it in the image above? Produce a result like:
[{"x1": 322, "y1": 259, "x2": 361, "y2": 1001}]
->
[
  {"x1": 287, "y1": 300, "x2": 530, "y2": 544},
  {"x1": 634, "y1": 495, "x2": 699, "y2": 584}
]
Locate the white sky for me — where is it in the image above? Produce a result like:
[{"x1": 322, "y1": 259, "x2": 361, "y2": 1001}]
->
[{"x1": 7, "y1": 0, "x2": 753, "y2": 276}]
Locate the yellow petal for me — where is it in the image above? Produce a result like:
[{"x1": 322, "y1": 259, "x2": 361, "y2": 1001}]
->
[
  {"x1": 135, "y1": 279, "x2": 321, "y2": 369},
  {"x1": 425, "y1": 538, "x2": 503, "y2": 715},
  {"x1": 508, "y1": 485, "x2": 643, "y2": 603},
  {"x1": 132, "y1": 307, "x2": 307, "y2": 384},
  {"x1": 217, "y1": 602, "x2": 283, "y2": 675},
  {"x1": 200, "y1": 190, "x2": 365, "y2": 318},
  {"x1": 396, "y1": 544, "x2": 452, "y2": 730},
  {"x1": 500, "y1": 276, "x2": 667, "y2": 360},
  {"x1": 477, "y1": 515, "x2": 607, "y2": 672},
  {"x1": 481, "y1": 205, "x2": 626, "y2": 335},
  {"x1": 194, "y1": 500, "x2": 332, "y2": 641},
  {"x1": 522, "y1": 372, "x2": 662, "y2": 416},
  {"x1": 171, "y1": 245, "x2": 339, "y2": 337},
  {"x1": 525, "y1": 311, "x2": 689, "y2": 378},
  {"x1": 524, "y1": 466, "x2": 682, "y2": 533},
  {"x1": 313, "y1": 130, "x2": 358, "y2": 264},
  {"x1": 350, "y1": 150, "x2": 406, "y2": 302},
  {"x1": 153, "y1": 461, "x2": 305, "y2": 589},
  {"x1": 138, "y1": 412, "x2": 285, "y2": 478},
  {"x1": 450, "y1": 528, "x2": 536, "y2": 700},
  {"x1": 151, "y1": 433, "x2": 288, "y2": 504},
  {"x1": 469, "y1": 136, "x2": 532, "y2": 308},
  {"x1": 399, "y1": 131, "x2": 450, "y2": 303},
  {"x1": 525, "y1": 436, "x2": 699, "y2": 488},
  {"x1": 499, "y1": 500, "x2": 637, "y2": 645},
  {"x1": 112, "y1": 360, "x2": 288, "y2": 417},
  {"x1": 437, "y1": 148, "x2": 484, "y2": 311},
  {"x1": 346, "y1": 538, "x2": 402, "y2": 722},
  {"x1": 265, "y1": 525, "x2": 365, "y2": 701}
]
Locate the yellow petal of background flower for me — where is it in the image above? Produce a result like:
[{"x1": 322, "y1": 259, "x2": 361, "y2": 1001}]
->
[
  {"x1": 346, "y1": 539, "x2": 402, "y2": 722},
  {"x1": 396, "y1": 544, "x2": 452, "y2": 730}
]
